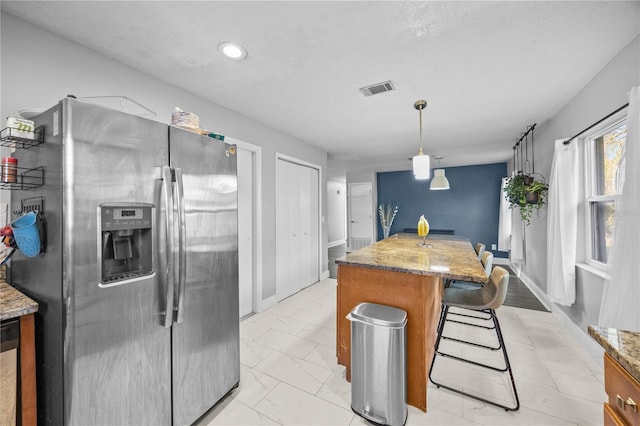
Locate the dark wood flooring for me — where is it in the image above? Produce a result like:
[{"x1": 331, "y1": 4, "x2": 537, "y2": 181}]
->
[{"x1": 501, "y1": 265, "x2": 549, "y2": 312}]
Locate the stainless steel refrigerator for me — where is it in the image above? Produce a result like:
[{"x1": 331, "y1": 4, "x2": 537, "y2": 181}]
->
[{"x1": 10, "y1": 97, "x2": 240, "y2": 425}]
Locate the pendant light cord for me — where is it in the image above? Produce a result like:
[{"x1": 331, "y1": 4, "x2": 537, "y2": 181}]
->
[
  {"x1": 414, "y1": 100, "x2": 427, "y2": 155},
  {"x1": 419, "y1": 107, "x2": 424, "y2": 154}
]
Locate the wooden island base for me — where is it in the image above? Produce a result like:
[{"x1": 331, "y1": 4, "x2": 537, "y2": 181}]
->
[
  {"x1": 335, "y1": 234, "x2": 488, "y2": 413},
  {"x1": 336, "y1": 264, "x2": 443, "y2": 412}
]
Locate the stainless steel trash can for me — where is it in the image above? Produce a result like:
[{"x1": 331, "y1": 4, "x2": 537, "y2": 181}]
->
[{"x1": 347, "y1": 302, "x2": 407, "y2": 426}]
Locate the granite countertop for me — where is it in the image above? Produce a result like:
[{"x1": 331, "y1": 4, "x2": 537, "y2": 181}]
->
[
  {"x1": 0, "y1": 280, "x2": 39, "y2": 321},
  {"x1": 588, "y1": 325, "x2": 640, "y2": 383},
  {"x1": 336, "y1": 233, "x2": 488, "y2": 283}
]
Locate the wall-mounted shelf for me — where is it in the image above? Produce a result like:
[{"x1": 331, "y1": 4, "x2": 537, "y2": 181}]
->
[
  {"x1": 0, "y1": 126, "x2": 45, "y2": 190},
  {"x1": 0, "y1": 166, "x2": 45, "y2": 190},
  {"x1": 0, "y1": 126, "x2": 45, "y2": 149}
]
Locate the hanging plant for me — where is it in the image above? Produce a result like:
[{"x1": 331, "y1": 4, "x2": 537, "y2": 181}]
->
[
  {"x1": 504, "y1": 174, "x2": 548, "y2": 224},
  {"x1": 506, "y1": 123, "x2": 547, "y2": 224}
]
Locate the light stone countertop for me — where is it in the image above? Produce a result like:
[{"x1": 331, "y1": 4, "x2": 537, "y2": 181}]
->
[
  {"x1": 336, "y1": 233, "x2": 488, "y2": 284},
  {"x1": 0, "y1": 280, "x2": 39, "y2": 321},
  {"x1": 589, "y1": 325, "x2": 640, "y2": 383}
]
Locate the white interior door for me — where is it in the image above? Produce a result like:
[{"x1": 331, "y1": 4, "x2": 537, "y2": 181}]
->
[
  {"x1": 276, "y1": 160, "x2": 295, "y2": 300},
  {"x1": 288, "y1": 162, "x2": 302, "y2": 293},
  {"x1": 276, "y1": 157, "x2": 320, "y2": 300},
  {"x1": 348, "y1": 182, "x2": 373, "y2": 250},
  {"x1": 237, "y1": 147, "x2": 253, "y2": 318},
  {"x1": 299, "y1": 165, "x2": 312, "y2": 288}
]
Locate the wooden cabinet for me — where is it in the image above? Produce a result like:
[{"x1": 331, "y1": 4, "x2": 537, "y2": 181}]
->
[
  {"x1": 0, "y1": 282, "x2": 38, "y2": 426},
  {"x1": 606, "y1": 402, "x2": 629, "y2": 426},
  {"x1": 604, "y1": 352, "x2": 640, "y2": 426}
]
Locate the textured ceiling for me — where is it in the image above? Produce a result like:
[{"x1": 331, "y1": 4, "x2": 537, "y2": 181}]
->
[{"x1": 2, "y1": 1, "x2": 639, "y2": 176}]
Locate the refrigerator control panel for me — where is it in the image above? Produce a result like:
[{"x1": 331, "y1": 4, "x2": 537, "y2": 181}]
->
[
  {"x1": 97, "y1": 203, "x2": 155, "y2": 287},
  {"x1": 102, "y1": 206, "x2": 151, "y2": 231}
]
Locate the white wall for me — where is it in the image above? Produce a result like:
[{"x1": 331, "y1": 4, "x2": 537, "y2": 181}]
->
[
  {"x1": 508, "y1": 35, "x2": 640, "y2": 333},
  {"x1": 327, "y1": 179, "x2": 346, "y2": 246},
  {"x1": 0, "y1": 12, "x2": 329, "y2": 302}
]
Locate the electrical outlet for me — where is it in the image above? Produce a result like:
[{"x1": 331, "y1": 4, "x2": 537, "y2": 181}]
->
[{"x1": 491, "y1": 244, "x2": 497, "y2": 250}]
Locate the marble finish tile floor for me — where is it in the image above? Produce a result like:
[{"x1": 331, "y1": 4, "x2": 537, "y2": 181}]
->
[{"x1": 196, "y1": 278, "x2": 605, "y2": 426}]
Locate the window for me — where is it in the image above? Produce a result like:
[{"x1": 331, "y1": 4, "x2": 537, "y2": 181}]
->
[{"x1": 585, "y1": 118, "x2": 626, "y2": 265}]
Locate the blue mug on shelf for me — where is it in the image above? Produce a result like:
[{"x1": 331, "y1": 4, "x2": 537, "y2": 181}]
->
[{"x1": 11, "y1": 211, "x2": 41, "y2": 257}]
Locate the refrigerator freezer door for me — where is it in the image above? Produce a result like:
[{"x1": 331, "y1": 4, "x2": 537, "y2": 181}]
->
[
  {"x1": 169, "y1": 127, "x2": 240, "y2": 425},
  {"x1": 63, "y1": 99, "x2": 172, "y2": 425},
  {"x1": 11, "y1": 104, "x2": 66, "y2": 425}
]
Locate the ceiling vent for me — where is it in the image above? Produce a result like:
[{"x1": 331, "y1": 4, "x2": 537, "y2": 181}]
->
[{"x1": 359, "y1": 80, "x2": 395, "y2": 97}]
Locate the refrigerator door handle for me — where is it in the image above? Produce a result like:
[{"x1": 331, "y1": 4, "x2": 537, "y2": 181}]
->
[
  {"x1": 162, "y1": 165, "x2": 175, "y2": 328},
  {"x1": 175, "y1": 168, "x2": 187, "y2": 324}
]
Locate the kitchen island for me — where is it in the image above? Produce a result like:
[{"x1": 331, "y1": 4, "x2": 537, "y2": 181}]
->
[{"x1": 336, "y1": 233, "x2": 487, "y2": 412}]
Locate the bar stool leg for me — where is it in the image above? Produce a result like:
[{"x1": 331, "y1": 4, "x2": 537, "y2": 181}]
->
[
  {"x1": 429, "y1": 307, "x2": 520, "y2": 411},
  {"x1": 493, "y1": 310, "x2": 520, "y2": 411}
]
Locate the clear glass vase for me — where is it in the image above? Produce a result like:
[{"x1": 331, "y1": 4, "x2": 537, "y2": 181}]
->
[{"x1": 383, "y1": 226, "x2": 391, "y2": 239}]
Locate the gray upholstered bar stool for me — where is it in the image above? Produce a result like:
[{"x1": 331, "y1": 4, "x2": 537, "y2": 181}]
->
[
  {"x1": 480, "y1": 251, "x2": 493, "y2": 276},
  {"x1": 446, "y1": 251, "x2": 494, "y2": 321},
  {"x1": 429, "y1": 266, "x2": 520, "y2": 411}
]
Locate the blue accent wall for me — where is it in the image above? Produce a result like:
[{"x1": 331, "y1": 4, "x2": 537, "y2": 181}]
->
[{"x1": 376, "y1": 162, "x2": 508, "y2": 258}]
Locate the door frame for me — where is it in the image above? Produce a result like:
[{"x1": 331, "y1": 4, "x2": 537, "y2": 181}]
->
[
  {"x1": 227, "y1": 137, "x2": 264, "y2": 313},
  {"x1": 275, "y1": 153, "x2": 322, "y2": 301},
  {"x1": 347, "y1": 181, "x2": 374, "y2": 250}
]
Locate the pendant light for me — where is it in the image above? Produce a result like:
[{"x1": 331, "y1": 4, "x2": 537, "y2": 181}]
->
[
  {"x1": 412, "y1": 100, "x2": 430, "y2": 180},
  {"x1": 430, "y1": 156, "x2": 450, "y2": 190}
]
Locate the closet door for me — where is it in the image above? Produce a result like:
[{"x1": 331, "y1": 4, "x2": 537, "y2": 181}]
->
[
  {"x1": 276, "y1": 160, "x2": 293, "y2": 300},
  {"x1": 288, "y1": 162, "x2": 302, "y2": 293},
  {"x1": 276, "y1": 158, "x2": 320, "y2": 300},
  {"x1": 299, "y1": 165, "x2": 312, "y2": 289}
]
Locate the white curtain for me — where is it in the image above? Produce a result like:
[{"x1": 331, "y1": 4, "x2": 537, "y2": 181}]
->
[
  {"x1": 498, "y1": 177, "x2": 511, "y2": 251},
  {"x1": 546, "y1": 139, "x2": 578, "y2": 306},
  {"x1": 509, "y1": 209, "x2": 525, "y2": 264},
  {"x1": 599, "y1": 86, "x2": 640, "y2": 330}
]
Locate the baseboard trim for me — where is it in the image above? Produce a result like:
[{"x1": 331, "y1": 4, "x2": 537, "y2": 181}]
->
[
  {"x1": 493, "y1": 258, "x2": 510, "y2": 265},
  {"x1": 511, "y1": 265, "x2": 604, "y2": 363},
  {"x1": 320, "y1": 270, "x2": 330, "y2": 280},
  {"x1": 328, "y1": 240, "x2": 346, "y2": 248},
  {"x1": 258, "y1": 295, "x2": 277, "y2": 313}
]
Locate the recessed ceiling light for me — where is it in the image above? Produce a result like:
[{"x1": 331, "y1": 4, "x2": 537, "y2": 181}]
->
[{"x1": 218, "y1": 42, "x2": 247, "y2": 60}]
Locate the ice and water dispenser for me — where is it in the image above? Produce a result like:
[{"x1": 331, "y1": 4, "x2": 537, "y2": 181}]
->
[{"x1": 98, "y1": 203, "x2": 154, "y2": 287}]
